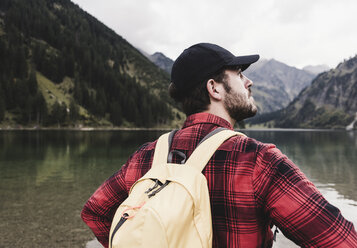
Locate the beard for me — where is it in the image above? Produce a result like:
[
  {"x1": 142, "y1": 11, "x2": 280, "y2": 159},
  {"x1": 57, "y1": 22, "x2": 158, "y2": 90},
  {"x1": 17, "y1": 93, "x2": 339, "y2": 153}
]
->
[{"x1": 223, "y1": 88, "x2": 258, "y2": 122}]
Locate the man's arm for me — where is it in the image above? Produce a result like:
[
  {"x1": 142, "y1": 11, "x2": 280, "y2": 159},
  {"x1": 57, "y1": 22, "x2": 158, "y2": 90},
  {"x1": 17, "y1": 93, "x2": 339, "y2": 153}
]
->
[
  {"x1": 255, "y1": 146, "x2": 357, "y2": 247},
  {"x1": 81, "y1": 164, "x2": 128, "y2": 248}
]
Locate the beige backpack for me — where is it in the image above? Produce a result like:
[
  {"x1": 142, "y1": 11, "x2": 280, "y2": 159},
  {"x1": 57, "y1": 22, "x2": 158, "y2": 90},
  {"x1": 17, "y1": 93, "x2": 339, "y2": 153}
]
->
[{"x1": 109, "y1": 128, "x2": 243, "y2": 248}]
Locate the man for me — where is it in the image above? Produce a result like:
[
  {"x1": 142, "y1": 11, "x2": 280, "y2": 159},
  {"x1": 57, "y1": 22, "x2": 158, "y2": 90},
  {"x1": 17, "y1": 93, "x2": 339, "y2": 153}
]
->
[{"x1": 82, "y1": 43, "x2": 357, "y2": 247}]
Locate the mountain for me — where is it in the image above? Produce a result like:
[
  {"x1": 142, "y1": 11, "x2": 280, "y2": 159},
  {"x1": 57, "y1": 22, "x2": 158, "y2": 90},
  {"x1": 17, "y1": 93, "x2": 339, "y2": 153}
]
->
[
  {"x1": 276, "y1": 55, "x2": 357, "y2": 129},
  {"x1": 148, "y1": 52, "x2": 174, "y2": 74},
  {"x1": 137, "y1": 48, "x2": 174, "y2": 74},
  {"x1": 0, "y1": 0, "x2": 182, "y2": 128},
  {"x1": 244, "y1": 59, "x2": 316, "y2": 113},
  {"x1": 303, "y1": 64, "x2": 330, "y2": 75}
]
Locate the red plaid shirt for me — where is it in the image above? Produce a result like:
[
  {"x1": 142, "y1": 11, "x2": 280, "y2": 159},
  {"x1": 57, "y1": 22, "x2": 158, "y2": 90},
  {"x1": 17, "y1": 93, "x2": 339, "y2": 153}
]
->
[{"x1": 82, "y1": 113, "x2": 357, "y2": 247}]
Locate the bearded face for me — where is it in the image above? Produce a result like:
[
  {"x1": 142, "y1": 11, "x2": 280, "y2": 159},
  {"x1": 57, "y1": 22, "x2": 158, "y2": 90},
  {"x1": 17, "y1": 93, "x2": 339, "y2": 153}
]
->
[{"x1": 221, "y1": 72, "x2": 258, "y2": 122}]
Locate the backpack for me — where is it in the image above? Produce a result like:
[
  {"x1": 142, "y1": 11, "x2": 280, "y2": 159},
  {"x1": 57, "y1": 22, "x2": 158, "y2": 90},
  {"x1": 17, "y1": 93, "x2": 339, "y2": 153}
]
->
[{"x1": 109, "y1": 128, "x2": 244, "y2": 248}]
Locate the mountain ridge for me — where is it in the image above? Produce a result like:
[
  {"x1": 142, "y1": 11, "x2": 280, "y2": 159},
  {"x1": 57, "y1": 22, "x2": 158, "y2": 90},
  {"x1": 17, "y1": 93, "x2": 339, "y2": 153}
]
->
[{"x1": 148, "y1": 52, "x2": 173, "y2": 74}]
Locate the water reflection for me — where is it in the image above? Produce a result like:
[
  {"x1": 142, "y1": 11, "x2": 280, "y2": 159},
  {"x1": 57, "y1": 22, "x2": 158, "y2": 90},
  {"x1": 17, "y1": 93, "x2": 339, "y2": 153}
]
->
[
  {"x1": 0, "y1": 130, "x2": 164, "y2": 247},
  {"x1": 0, "y1": 130, "x2": 356, "y2": 247}
]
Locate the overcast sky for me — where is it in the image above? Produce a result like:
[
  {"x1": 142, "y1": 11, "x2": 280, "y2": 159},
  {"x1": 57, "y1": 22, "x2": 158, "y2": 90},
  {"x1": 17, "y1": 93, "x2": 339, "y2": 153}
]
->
[{"x1": 71, "y1": 0, "x2": 357, "y2": 69}]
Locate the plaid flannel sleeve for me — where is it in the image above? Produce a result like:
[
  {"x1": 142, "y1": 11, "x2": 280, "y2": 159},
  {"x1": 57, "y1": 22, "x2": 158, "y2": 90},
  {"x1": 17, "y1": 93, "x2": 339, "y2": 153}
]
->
[
  {"x1": 255, "y1": 146, "x2": 357, "y2": 247},
  {"x1": 81, "y1": 162, "x2": 129, "y2": 248},
  {"x1": 81, "y1": 142, "x2": 153, "y2": 248}
]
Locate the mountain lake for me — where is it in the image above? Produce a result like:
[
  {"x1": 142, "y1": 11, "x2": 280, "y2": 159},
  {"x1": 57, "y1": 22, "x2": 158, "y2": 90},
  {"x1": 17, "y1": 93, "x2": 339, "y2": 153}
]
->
[{"x1": 0, "y1": 129, "x2": 356, "y2": 247}]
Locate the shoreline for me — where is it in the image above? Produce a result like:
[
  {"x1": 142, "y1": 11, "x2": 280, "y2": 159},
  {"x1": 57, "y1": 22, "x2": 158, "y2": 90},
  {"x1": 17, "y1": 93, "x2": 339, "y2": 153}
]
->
[
  {"x1": 0, "y1": 126, "x2": 174, "y2": 131},
  {"x1": 0, "y1": 126, "x2": 355, "y2": 132}
]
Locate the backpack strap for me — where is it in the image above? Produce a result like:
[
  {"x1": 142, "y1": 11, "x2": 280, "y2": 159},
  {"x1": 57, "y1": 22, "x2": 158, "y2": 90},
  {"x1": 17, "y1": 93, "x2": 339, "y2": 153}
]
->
[
  {"x1": 152, "y1": 130, "x2": 177, "y2": 167},
  {"x1": 185, "y1": 129, "x2": 246, "y2": 172},
  {"x1": 197, "y1": 127, "x2": 227, "y2": 146}
]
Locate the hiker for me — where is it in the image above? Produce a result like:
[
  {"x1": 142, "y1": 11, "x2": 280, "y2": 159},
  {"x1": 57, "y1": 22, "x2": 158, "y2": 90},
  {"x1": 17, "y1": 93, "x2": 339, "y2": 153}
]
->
[{"x1": 81, "y1": 43, "x2": 357, "y2": 247}]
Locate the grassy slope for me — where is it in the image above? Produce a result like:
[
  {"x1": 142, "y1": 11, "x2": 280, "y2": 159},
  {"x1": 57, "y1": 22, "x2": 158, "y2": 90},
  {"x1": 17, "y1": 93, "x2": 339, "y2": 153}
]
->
[
  {"x1": 36, "y1": 72, "x2": 72, "y2": 110},
  {"x1": 36, "y1": 72, "x2": 113, "y2": 126}
]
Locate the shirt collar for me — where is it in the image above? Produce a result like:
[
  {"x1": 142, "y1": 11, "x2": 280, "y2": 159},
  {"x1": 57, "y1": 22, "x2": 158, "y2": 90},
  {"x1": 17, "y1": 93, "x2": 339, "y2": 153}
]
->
[{"x1": 182, "y1": 113, "x2": 233, "y2": 130}]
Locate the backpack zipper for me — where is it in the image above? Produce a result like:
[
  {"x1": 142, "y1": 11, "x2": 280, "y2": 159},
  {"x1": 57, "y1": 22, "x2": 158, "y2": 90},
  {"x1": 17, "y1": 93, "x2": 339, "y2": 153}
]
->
[{"x1": 110, "y1": 213, "x2": 129, "y2": 247}]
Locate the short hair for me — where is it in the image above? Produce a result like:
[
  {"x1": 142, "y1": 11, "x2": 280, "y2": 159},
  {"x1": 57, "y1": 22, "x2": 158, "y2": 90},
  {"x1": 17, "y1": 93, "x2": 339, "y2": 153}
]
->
[{"x1": 169, "y1": 66, "x2": 238, "y2": 116}]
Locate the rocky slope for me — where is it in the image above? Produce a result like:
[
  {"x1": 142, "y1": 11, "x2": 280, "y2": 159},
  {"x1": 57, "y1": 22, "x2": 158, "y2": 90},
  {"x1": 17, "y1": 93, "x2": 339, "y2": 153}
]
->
[{"x1": 276, "y1": 55, "x2": 357, "y2": 129}]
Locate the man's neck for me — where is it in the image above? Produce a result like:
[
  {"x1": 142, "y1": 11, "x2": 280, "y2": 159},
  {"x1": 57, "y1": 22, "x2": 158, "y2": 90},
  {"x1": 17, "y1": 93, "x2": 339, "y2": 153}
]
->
[{"x1": 203, "y1": 104, "x2": 235, "y2": 127}]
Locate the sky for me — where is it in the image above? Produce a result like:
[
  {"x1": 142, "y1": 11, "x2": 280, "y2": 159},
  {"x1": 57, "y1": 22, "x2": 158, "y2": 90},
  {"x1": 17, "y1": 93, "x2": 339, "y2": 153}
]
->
[{"x1": 71, "y1": 0, "x2": 357, "y2": 69}]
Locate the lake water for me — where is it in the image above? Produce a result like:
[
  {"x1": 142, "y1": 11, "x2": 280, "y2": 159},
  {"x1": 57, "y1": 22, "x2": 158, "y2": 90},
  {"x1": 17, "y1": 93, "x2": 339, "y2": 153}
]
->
[{"x1": 0, "y1": 130, "x2": 356, "y2": 247}]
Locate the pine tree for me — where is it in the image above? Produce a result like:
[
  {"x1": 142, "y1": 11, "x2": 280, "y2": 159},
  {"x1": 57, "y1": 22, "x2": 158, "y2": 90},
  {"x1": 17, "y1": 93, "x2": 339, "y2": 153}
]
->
[
  {"x1": 21, "y1": 96, "x2": 33, "y2": 124},
  {"x1": 65, "y1": 50, "x2": 75, "y2": 77},
  {"x1": 14, "y1": 46, "x2": 28, "y2": 79},
  {"x1": 34, "y1": 92, "x2": 47, "y2": 126},
  {"x1": 14, "y1": 79, "x2": 30, "y2": 108},
  {"x1": 60, "y1": 102, "x2": 68, "y2": 123},
  {"x1": 28, "y1": 70, "x2": 38, "y2": 95},
  {"x1": 74, "y1": 78, "x2": 84, "y2": 104},
  {"x1": 2, "y1": 78, "x2": 14, "y2": 109},
  {"x1": 110, "y1": 101, "x2": 122, "y2": 126},
  {"x1": 0, "y1": 87, "x2": 5, "y2": 121},
  {"x1": 50, "y1": 101, "x2": 62, "y2": 126},
  {"x1": 0, "y1": 39, "x2": 7, "y2": 75},
  {"x1": 32, "y1": 43, "x2": 45, "y2": 69},
  {"x1": 95, "y1": 88, "x2": 107, "y2": 116},
  {"x1": 69, "y1": 99, "x2": 79, "y2": 123}
]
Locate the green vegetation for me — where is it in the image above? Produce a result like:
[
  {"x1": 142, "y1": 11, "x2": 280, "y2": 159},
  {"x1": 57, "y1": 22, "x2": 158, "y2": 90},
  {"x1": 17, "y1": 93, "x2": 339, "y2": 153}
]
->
[
  {"x1": 0, "y1": 0, "x2": 179, "y2": 128},
  {"x1": 248, "y1": 100, "x2": 355, "y2": 129}
]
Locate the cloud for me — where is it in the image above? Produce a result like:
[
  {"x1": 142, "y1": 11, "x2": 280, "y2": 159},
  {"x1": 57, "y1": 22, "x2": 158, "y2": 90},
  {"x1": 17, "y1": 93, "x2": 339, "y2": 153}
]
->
[{"x1": 72, "y1": 0, "x2": 357, "y2": 68}]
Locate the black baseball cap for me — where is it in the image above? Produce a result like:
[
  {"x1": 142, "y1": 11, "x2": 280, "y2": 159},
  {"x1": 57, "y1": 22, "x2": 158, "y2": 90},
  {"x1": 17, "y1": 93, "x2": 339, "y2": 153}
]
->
[{"x1": 171, "y1": 43, "x2": 259, "y2": 92}]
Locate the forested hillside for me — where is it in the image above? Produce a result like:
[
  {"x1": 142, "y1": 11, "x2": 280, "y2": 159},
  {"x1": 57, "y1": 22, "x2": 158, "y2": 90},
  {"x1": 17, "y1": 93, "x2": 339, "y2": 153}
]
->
[{"x1": 0, "y1": 0, "x2": 181, "y2": 128}]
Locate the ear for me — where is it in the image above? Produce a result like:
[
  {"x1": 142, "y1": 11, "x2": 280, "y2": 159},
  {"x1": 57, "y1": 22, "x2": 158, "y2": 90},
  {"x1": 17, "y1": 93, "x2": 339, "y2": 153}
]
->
[{"x1": 206, "y1": 79, "x2": 224, "y2": 101}]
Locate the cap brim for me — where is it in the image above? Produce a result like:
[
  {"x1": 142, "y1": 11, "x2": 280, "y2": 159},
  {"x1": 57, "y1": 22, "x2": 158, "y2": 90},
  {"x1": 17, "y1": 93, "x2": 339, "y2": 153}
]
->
[{"x1": 227, "y1": 54, "x2": 260, "y2": 71}]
